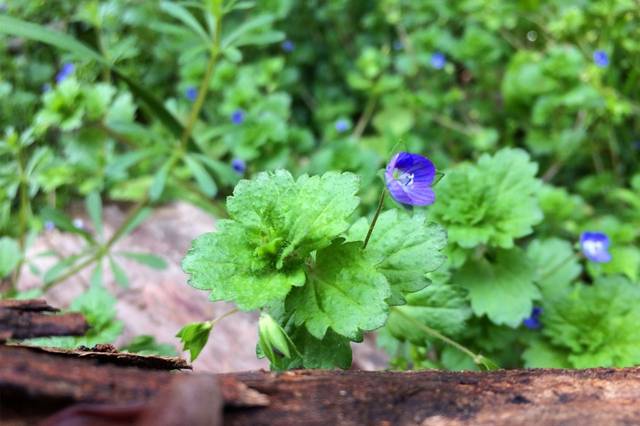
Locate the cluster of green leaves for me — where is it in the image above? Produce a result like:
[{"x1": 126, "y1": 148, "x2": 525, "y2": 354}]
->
[
  {"x1": 181, "y1": 170, "x2": 446, "y2": 368},
  {"x1": 2, "y1": 0, "x2": 640, "y2": 370},
  {"x1": 383, "y1": 148, "x2": 640, "y2": 370}
]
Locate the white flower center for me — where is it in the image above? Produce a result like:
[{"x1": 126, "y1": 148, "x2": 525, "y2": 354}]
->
[
  {"x1": 583, "y1": 239, "x2": 603, "y2": 256},
  {"x1": 394, "y1": 169, "x2": 414, "y2": 188}
]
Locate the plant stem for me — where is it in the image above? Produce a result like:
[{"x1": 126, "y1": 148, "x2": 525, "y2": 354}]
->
[
  {"x1": 42, "y1": 199, "x2": 148, "y2": 292},
  {"x1": 353, "y1": 95, "x2": 377, "y2": 139},
  {"x1": 10, "y1": 147, "x2": 30, "y2": 291},
  {"x1": 363, "y1": 190, "x2": 386, "y2": 249},
  {"x1": 209, "y1": 308, "x2": 239, "y2": 326},
  {"x1": 179, "y1": 13, "x2": 222, "y2": 151},
  {"x1": 392, "y1": 307, "x2": 497, "y2": 370}
]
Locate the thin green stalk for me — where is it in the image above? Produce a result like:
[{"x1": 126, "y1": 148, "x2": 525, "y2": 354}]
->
[
  {"x1": 352, "y1": 95, "x2": 377, "y2": 139},
  {"x1": 11, "y1": 148, "x2": 30, "y2": 290},
  {"x1": 392, "y1": 308, "x2": 498, "y2": 370},
  {"x1": 363, "y1": 190, "x2": 386, "y2": 249},
  {"x1": 42, "y1": 198, "x2": 148, "y2": 292},
  {"x1": 179, "y1": 12, "x2": 222, "y2": 151},
  {"x1": 209, "y1": 308, "x2": 239, "y2": 326}
]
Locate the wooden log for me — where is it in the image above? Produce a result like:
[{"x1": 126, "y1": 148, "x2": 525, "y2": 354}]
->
[
  {"x1": 0, "y1": 345, "x2": 267, "y2": 425},
  {"x1": 0, "y1": 299, "x2": 88, "y2": 341},
  {"x1": 3, "y1": 344, "x2": 640, "y2": 425},
  {"x1": 222, "y1": 368, "x2": 640, "y2": 426}
]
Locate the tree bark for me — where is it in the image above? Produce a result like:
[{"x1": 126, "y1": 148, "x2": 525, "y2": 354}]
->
[
  {"x1": 3, "y1": 344, "x2": 640, "y2": 425},
  {"x1": 0, "y1": 299, "x2": 88, "y2": 341}
]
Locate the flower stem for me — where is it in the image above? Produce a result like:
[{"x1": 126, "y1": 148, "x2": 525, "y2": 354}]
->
[
  {"x1": 363, "y1": 190, "x2": 386, "y2": 249},
  {"x1": 10, "y1": 146, "x2": 30, "y2": 291},
  {"x1": 392, "y1": 307, "x2": 498, "y2": 370},
  {"x1": 209, "y1": 308, "x2": 239, "y2": 327}
]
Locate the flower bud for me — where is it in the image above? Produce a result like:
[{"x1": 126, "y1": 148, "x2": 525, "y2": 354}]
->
[{"x1": 258, "y1": 313, "x2": 291, "y2": 363}]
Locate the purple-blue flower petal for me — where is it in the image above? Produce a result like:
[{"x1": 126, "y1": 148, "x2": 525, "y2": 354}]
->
[
  {"x1": 231, "y1": 158, "x2": 246, "y2": 174},
  {"x1": 281, "y1": 40, "x2": 295, "y2": 52},
  {"x1": 430, "y1": 52, "x2": 446, "y2": 69},
  {"x1": 523, "y1": 306, "x2": 543, "y2": 330},
  {"x1": 385, "y1": 152, "x2": 436, "y2": 206},
  {"x1": 335, "y1": 118, "x2": 349, "y2": 133},
  {"x1": 580, "y1": 231, "x2": 612, "y2": 263},
  {"x1": 55, "y1": 63, "x2": 75, "y2": 83},
  {"x1": 185, "y1": 86, "x2": 198, "y2": 102},
  {"x1": 593, "y1": 50, "x2": 609, "y2": 68},
  {"x1": 231, "y1": 109, "x2": 245, "y2": 125}
]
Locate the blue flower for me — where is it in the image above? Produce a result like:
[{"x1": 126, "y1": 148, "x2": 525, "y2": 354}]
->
[
  {"x1": 593, "y1": 50, "x2": 609, "y2": 68},
  {"x1": 72, "y1": 218, "x2": 85, "y2": 230},
  {"x1": 185, "y1": 86, "x2": 198, "y2": 102},
  {"x1": 385, "y1": 152, "x2": 436, "y2": 206},
  {"x1": 335, "y1": 118, "x2": 349, "y2": 133},
  {"x1": 231, "y1": 158, "x2": 246, "y2": 174},
  {"x1": 430, "y1": 52, "x2": 446, "y2": 70},
  {"x1": 580, "y1": 231, "x2": 612, "y2": 263},
  {"x1": 44, "y1": 221, "x2": 55, "y2": 231},
  {"x1": 231, "y1": 109, "x2": 245, "y2": 125},
  {"x1": 55, "y1": 63, "x2": 75, "y2": 83},
  {"x1": 281, "y1": 40, "x2": 295, "y2": 53},
  {"x1": 523, "y1": 307, "x2": 543, "y2": 330}
]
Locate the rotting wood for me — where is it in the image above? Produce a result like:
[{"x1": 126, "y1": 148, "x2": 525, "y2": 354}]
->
[
  {"x1": 221, "y1": 368, "x2": 640, "y2": 426},
  {"x1": 3, "y1": 344, "x2": 640, "y2": 426},
  {"x1": 3, "y1": 300, "x2": 640, "y2": 425},
  {"x1": 0, "y1": 345, "x2": 268, "y2": 425},
  {"x1": 0, "y1": 300, "x2": 88, "y2": 341}
]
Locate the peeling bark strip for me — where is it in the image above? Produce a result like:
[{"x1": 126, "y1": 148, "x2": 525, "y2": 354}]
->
[
  {"x1": 0, "y1": 301, "x2": 88, "y2": 341},
  {"x1": 25, "y1": 344, "x2": 192, "y2": 370},
  {"x1": 0, "y1": 299, "x2": 59, "y2": 312}
]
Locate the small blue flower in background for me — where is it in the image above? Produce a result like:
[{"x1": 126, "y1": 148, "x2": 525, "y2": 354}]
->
[
  {"x1": 42, "y1": 83, "x2": 52, "y2": 93},
  {"x1": 72, "y1": 218, "x2": 85, "y2": 230},
  {"x1": 430, "y1": 52, "x2": 446, "y2": 70},
  {"x1": 281, "y1": 39, "x2": 295, "y2": 53},
  {"x1": 334, "y1": 118, "x2": 349, "y2": 133},
  {"x1": 523, "y1": 307, "x2": 543, "y2": 330},
  {"x1": 580, "y1": 231, "x2": 612, "y2": 263},
  {"x1": 231, "y1": 158, "x2": 246, "y2": 175},
  {"x1": 55, "y1": 63, "x2": 75, "y2": 83},
  {"x1": 385, "y1": 152, "x2": 436, "y2": 206},
  {"x1": 393, "y1": 40, "x2": 404, "y2": 51},
  {"x1": 185, "y1": 86, "x2": 197, "y2": 102},
  {"x1": 231, "y1": 109, "x2": 245, "y2": 125},
  {"x1": 44, "y1": 221, "x2": 55, "y2": 231},
  {"x1": 593, "y1": 50, "x2": 609, "y2": 68}
]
